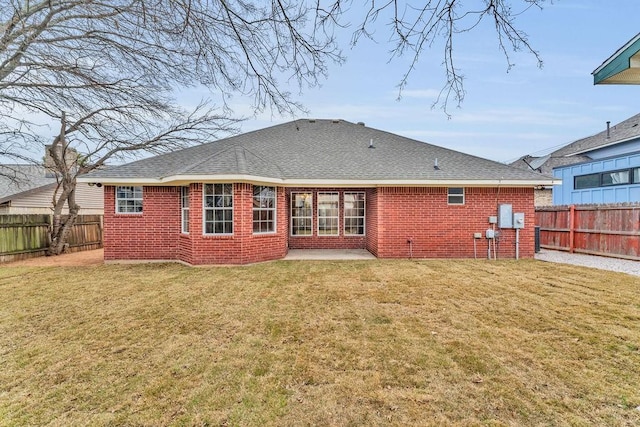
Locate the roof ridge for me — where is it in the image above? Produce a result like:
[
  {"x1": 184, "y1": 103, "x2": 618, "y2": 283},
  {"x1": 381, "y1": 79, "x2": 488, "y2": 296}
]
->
[
  {"x1": 179, "y1": 143, "x2": 238, "y2": 175},
  {"x1": 235, "y1": 146, "x2": 247, "y2": 174},
  {"x1": 238, "y1": 145, "x2": 287, "y2": 178}
]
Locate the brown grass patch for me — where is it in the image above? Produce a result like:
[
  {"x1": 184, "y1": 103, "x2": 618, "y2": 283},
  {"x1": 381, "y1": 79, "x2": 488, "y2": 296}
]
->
[{"x1": 1, "y1": 260, "x2": 639, "y2": 425}]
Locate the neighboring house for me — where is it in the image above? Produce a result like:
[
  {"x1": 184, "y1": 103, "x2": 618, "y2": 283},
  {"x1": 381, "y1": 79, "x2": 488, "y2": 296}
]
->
[
  {"x1": 0, "y1": 164, "x2": 104, "y2": 215},
  {"x1": 511, "y1": 33, "x2": 640, "y2": 207},
  {"x1": 593, "y1": 32, "x2": 640, "y2": 85},
  {"x1": 79, "y1": 119, "x2": 557, "y2": 265},
  {"x1": 511, "y1": 113, "x2": 640, "y2": 206}
]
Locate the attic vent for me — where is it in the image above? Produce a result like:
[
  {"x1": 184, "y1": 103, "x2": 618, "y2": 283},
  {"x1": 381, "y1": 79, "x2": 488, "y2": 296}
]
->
[
  {"x1": 308, "y1": 119, "x2": 316, "y2": 123},
  {"x1": 357, "y1": 122, "x2": 365, "y2": 126},
  {"x1": 368, "y1": 139, "x2": 375, "y2": 149},
  {"x1": 332, "y1": 119, "x2": 340, "y2": 123}
]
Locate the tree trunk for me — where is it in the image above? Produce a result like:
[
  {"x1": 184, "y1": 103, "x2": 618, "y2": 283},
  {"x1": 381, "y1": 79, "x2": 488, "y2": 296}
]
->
[
  {"x1": 47, "y1": 181, "x2": 79, "y2": 256},
  {"x1": 46, "y1": 112, "x2": 81, "y2": 256}
]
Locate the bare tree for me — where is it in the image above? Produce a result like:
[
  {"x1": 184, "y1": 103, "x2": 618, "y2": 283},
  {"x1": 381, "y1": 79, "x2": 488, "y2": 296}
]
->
[
  {"x1": 44, "y1": 105, "x2": 239, "y2": 255},
  {"x1": 0, "y1": 0, "x2": 546, "y2": 254},
  {"x1": 0, "y1": 0, "x2": 340, "y2": 254}
]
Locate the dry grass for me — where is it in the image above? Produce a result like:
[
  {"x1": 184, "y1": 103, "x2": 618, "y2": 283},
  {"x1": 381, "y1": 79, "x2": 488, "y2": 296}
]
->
[{"x1": 1, "y1": 259, "x2": 639, "y2": 426}]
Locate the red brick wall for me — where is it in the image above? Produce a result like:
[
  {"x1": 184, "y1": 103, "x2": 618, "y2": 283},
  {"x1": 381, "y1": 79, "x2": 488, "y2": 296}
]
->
[
  {"x1": 375, "y1": 187, "x2": 535, "y2": 259},
  {"x1": 181, "y1": 183, "x2": 287, "y2": 265},
  {"x1": 104, "y1": 184, "x2": 536, "y2": 264},
  {"x1": 286, "y1": 188, "x2": 370, "y2": 250},
  {"x1": 105, "y1": 184, "x2": 287, "y2": 265},
  {"x1": 365, "y1": 188, "x2": 379, "y2": 256},
  {"x1": 104, "y1": 186, "x2": 181, "y2": 261}
]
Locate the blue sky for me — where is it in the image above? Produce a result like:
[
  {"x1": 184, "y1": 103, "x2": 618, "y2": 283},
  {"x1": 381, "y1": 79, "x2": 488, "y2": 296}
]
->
[{"x1": 213, "y1": 0, "x2": 640, "y2": 164}]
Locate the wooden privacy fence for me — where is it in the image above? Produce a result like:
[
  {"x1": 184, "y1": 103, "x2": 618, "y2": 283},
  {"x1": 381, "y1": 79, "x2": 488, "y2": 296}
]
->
[
  {"x1": 536, "y1": 204, "x2": 640, "y2": 260},
  {"x1": 0, "y1": 214, "x2": 103, "y2": 263}
]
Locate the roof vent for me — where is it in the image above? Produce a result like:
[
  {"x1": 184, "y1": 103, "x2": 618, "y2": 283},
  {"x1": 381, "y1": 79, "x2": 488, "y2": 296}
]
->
[
  {"x1": 332, "y1": 119, "x2": 340, "y2": 123},
  {"x1": 368, "y1": 139, "x2": 375, "y2": 149},
  {"x1": 308, "y1": 119, "x2": 316, "y2": 123},
  {"x1": 606, "y1": 121, "x2": 610, "y2": 139},
  {"x1": 434, "y1": 158, "x2": 440, "y2": 170},
  {"x1": 357, "y1": 122, "x2": 365, "y2": 126}
]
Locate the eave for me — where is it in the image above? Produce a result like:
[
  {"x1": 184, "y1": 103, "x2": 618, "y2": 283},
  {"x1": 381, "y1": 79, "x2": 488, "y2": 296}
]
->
[
  {"x1": 593, "y1": 33, "x2": 640, "y2": 85},
  {"x1": 563, "y1": 135, "x2": 640, "y2": 157},
  {"x1": 78, "y1": 174, "x2": 561, "y2": 188}
]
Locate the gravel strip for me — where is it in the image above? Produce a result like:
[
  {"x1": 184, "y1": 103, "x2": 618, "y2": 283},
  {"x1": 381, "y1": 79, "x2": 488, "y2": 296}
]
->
[{"x1": 535, "y1": 249, "x2": 640, "y2": 277}]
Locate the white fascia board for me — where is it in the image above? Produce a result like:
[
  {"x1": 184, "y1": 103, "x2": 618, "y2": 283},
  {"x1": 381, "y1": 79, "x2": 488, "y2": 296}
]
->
[
  {"x1": 77, "y1": 174, "x2": 282, "y2": 185},
  {"x1": 563, "y1": 135, "x2": 640, "y2": 157},
  {"x1": 593, "y1": 33, "x2": 640, "y2": 75},
  {"x1": 76, "y1": 177, "x2": 161, "y2": 184},
  {"x1": 282, "y1": 178, "x2": 560, "y2": 187},
  {"x1": 79, "y1": 174, "x2": 560, "y2": 187}
]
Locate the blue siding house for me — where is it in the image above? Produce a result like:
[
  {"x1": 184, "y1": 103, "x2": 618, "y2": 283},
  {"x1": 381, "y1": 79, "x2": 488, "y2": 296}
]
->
[
  {"x1": 553, "y1": 153, "x2": 640, "y2": 205},
  {"x1": 511, "y1": 113, "x2": 640, "y2": 206}
]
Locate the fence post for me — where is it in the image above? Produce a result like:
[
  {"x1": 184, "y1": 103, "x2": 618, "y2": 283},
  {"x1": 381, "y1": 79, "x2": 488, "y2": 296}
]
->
[{"x1": 569, "y1": 204, "x2": 575, "y2": 253}]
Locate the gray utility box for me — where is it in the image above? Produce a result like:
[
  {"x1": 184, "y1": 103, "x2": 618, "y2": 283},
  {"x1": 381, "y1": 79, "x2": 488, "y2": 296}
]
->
[
  {"x1": 498, "y1": 204, "x2": 513, "y2": 228},
  {"x1": 513, "y1": 212, "x2": 525, "y2": 229}
]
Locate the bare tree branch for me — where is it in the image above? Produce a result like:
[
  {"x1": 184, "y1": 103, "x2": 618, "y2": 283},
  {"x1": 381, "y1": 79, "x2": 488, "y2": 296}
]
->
[{"x1": 345, "y1": 0, "x2": 546, "y2": 114}]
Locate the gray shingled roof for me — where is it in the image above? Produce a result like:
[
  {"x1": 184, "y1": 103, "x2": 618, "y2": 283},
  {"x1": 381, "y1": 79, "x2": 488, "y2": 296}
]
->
[
  {"x1": 511, "y1": 113, "x2": 640, "y2": 175},
  {"x1": 0, "y1": 164, "x2": 57, "y2": 203},
  {"x1": 83, "y1": 119, "x2": 555, "y2": 184}
]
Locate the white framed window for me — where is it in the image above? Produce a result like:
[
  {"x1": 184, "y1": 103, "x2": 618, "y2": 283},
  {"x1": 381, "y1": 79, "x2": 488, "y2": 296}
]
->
[
  {"x1": 203, "y1": 183, "x2": 233, "y2": 234},
  {"x1": 115, "y1": 186, "x2": 143, "y2": 213},
  {"x1": 253, "y1": 186, "x2": 276, "y2": 233},
  {"x1": 448, "y1": 187, "x2": 464, "y2": 205},
  {"x1": 318, "y1": 192, "x2": 339, "y2": 235},
  {"x1": 291, "y1": 192, "x2": 312, "y2": 236},
  {"x1": 344, "y1": 192, "x2": 365, "y2": 236},
  {"x1": 181, "y1": 186, "x2": 189, "y2": 234}
]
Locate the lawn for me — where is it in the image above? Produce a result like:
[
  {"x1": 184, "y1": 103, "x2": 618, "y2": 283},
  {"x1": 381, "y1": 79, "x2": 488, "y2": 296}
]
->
[{"x1": 0, "y1": 259, "x2": 639, "y2": 426}]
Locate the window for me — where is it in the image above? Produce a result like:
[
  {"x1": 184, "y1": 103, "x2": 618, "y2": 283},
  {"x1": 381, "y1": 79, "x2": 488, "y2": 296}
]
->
[
  {"x1": 574, "y1": 173, "x2": 600, "y2": 190},
  {"x1": 253, "y1": 186, "x2": 276, "y2": 233},
  {"x1": 602, "y1": 170, "x2": 630, "y2": 186},
  {"x1": 181, "y1": 186, "x2": 189, "y2": 233},
  {"x1": 575, "y1": 167, "x2": 640, "y2": 190},
  {"x1": 116, "y1": 186, "x2": 143, "y2": 213},
  {"x1": 291, "y1": 193, "x2": 312, "y2": 236},
  {"x1": 448, "y1": 187, "x2": 464, "y2": 205},
  {"x1": 203, "y1": 183, "x2": 233, "y2": 234},
  {"x1": 344, "y1": 192, "x2": 365, "y2": 236},
  {"x1": 318, "y1": 192, "x2": 339, "y2": 235}
]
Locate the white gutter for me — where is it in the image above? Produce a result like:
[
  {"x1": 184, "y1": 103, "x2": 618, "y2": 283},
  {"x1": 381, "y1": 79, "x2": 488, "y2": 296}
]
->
[{"x1": 78, "y1": 174, "x2": 560, "y2": 187}]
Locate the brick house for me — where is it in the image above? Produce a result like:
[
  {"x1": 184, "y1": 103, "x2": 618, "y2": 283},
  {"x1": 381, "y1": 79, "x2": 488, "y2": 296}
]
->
[{"x1": 80, "y1": 119, "x2": 557, "y2": 265}]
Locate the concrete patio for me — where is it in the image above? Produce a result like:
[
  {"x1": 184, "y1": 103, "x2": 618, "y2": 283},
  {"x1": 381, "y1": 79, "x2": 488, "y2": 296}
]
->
[{"x1": 284, "y1": 249, "x2": 376, "y2": 260}]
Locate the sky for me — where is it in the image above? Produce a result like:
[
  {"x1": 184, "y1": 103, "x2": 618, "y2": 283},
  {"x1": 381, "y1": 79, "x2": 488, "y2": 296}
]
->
[{"x1": 202, "y1": 0, "x2": 640, "y2": 164}]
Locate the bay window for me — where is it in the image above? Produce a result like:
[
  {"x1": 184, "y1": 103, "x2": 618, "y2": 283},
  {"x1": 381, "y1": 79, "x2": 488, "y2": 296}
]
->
[{"x1": 204, "y1": 183, "x2": 233, "y2": 234}]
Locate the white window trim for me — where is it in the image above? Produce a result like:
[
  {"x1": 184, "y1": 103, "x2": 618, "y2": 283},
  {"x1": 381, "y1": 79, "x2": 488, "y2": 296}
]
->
[
  {"x1": 290, "y1": 192, "x2": 313, "y2": 237},
  {"x1": 181, "y1": 186, "x2": 189, "y2": 234},
  {"x1": 203, "y1": 183, "x2": 234, "y2": 235},
  {"x1": 115, "y1": 186, "x2": 143, "y2": 214},
  {"x1": 317, "y1": 192, "x2": 339, "y2": 236},
  {"x1": 447, "y1": 187, "x2": 465, "y2": 205},
  {"x1": 344, "y1": 192, "x2": 366, "y2": 236},
  {"x1": 253, "y1": 185, "x2": 277, "y2": 235}
]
